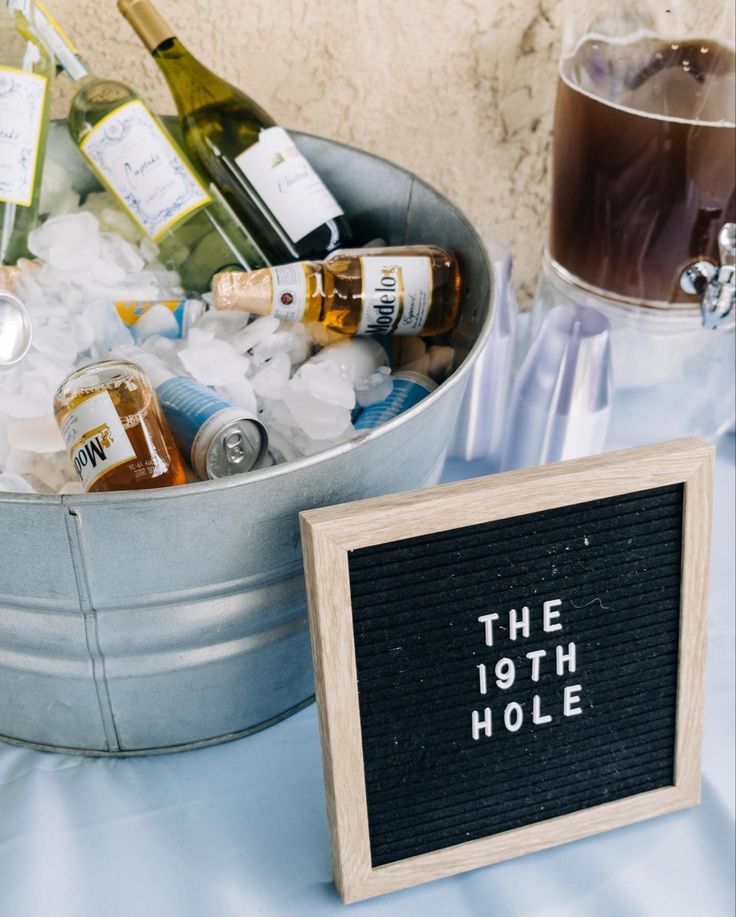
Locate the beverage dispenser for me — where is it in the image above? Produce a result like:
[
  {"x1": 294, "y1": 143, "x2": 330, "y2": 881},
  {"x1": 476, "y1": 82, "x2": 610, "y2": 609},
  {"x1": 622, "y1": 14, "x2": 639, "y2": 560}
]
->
[{"x1": 534, "y1": 1, "x2": 735, "y2": 445}]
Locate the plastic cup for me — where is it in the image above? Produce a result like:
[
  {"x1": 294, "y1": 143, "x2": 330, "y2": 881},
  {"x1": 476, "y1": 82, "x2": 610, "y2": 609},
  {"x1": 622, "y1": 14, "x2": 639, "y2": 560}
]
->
[{"x1": 500, "y1": 304, "x2": 613, "y2": 470}]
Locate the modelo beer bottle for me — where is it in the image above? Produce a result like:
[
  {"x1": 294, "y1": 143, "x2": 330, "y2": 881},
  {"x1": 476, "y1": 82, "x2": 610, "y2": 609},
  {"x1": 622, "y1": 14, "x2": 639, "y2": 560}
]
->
[
  {"x1": 54, "y1": 359, "x2": 187, "y2": 492},
  {"x1": 211, "y1": 246, "x2": 462, "y2": 336}
]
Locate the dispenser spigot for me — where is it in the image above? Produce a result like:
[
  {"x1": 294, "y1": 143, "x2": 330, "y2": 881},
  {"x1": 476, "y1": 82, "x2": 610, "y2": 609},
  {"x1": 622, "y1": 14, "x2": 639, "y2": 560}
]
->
[{"x1": 680, "y1": 224, "x2": 736, "y2": 330}]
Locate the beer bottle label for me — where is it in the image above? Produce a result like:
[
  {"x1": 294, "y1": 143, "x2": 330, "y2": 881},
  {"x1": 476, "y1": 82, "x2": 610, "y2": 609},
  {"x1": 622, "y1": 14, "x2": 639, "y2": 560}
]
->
[
  {"x1": 61, "y1": 391, "x2": 136, "y2": 489},
  {"x1": 358, "y1": 256, "x2": 433, "y2": 335},
  {"x1": 269, "y1": 262, "x2": 308, "y2": 321},
  {"x1": 0, "y1": 66, "x2": 48, "y2": 207},
  {"x1": 80, "y1": 100, "x2": 211, "y2": 241},
  {"x1": 235, "y1": 126, "x2": 344, "y2": 243}
]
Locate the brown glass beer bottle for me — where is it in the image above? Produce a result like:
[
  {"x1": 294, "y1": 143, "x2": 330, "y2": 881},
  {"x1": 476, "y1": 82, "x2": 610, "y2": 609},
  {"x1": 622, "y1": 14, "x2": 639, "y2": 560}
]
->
[{"x1": 54, "y1": 359, "x2": 187, "y2": 492}]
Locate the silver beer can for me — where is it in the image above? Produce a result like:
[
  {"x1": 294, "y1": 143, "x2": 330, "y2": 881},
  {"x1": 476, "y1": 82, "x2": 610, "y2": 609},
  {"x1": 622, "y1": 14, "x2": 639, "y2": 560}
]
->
[{"x1": 155, "y1": 375, "x2": 268, "y2": 479}]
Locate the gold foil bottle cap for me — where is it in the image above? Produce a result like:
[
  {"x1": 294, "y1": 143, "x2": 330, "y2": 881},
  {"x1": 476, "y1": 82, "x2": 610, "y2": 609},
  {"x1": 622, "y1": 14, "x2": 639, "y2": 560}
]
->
[
  {"x1": 0, "y1": 265, "x2": 21, "y2": 294},
  {"x1": 212, "y1": 270, "x2": 273, "y2": 315},
  {"x1": 117, "y1": 0, "x2": 174, "y2": 51}
]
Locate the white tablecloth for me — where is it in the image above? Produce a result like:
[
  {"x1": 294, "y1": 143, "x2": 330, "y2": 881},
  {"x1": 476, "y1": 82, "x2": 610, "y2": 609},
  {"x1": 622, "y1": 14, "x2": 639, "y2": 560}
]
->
[{"x1": 1, "y1": 439, "x2": 734, "y2": 917}]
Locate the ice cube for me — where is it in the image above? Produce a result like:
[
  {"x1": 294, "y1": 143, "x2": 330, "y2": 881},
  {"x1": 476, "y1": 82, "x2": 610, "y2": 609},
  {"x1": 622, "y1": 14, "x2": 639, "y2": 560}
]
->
[
  {"x1": 27, "y1": 452, "x2": 71, "y2": 492},
  {"x1": 252, "y1": 331, "x2": 296, "y2": 366},
  {"x1": 72, "y1": 315, "x2": 97, "y2": 355},
  {"x1": 87, "y1": 304, "x2": 135, "y2": 355},
  {"x1": 178, "y1": 338, "x2": 251, "y2": 386},
  {"x1": 310, "y1": 338, "x2": 387, "y2": 383},
  {"x1": 283, "y1": 322, "x2": 314, "y2": 365},
  {"x1": 0, "y1": 472, "x2": 35, "y2": 493},
  {"x1": 252, "y1": 351, "x2": 291, "y2": 400},
  {"x1": 99, "y1": 207, "x2": 141, "y2": 243},
  {"x1": 298, "y1": 362, "x2": 355, "y2": 409},
  {"x1": 357, "y1": 372, "x2": 393, "y2": 407},
  {"x1": 5, "y1": 447, "x2": 39, "y2": 476},
  {"x1": 284, "y1": 373, "x2": 353, "y2": 439},
  {"x1": 219, "y1": 376, "x2": 257, "y2": 416},
  {"x1": 58, "y1": 480, "x2": 85, "y2": 495},
  {"x1": 230, "y1": 315, "x2": 280, "y2": 354},
  {"x1": 28, "y1": 212, "x2": 100, "y2": 263},
  {"x1": 7, "y1": 415, "x2": 65, "y2": 453},
  {"x1": 24, "y1": 351, "x2": 75, "y2": 387},
  {"x1": 31, "y1": 322, "x2": 82, "y2": 359},
  {"x1": 81, "y1": 194, "x2": 141, "y2": 242},
  {"x1": 100, "y1": 232, "x2": 146, "y2": 274},
  {"x1": 186, "y1": 327, "x2": 216, "y2": 349},
  {"x1": 142, "y1": 334, "x2": 178, "y2": 361},
  {"x1": 135, "y1": 305, "x2": 179, "y2": 341},
  {"x1": 193, "y1": 309, "x2": 249, "y2": 338},
  {"x1": 1, "y1": 384, "x2": 51, "y2": 418}
]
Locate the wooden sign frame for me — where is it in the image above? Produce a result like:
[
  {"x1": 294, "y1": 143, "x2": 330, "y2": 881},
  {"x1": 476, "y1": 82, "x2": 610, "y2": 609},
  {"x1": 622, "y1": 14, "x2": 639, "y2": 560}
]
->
[{"x1": 299, "y1": 439, "x2": 713, "y2": 903}]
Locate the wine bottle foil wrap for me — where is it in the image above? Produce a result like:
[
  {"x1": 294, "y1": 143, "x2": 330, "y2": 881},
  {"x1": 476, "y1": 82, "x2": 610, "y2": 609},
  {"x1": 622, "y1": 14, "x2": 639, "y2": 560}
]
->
[{"x1": 448, "y1": 240, "x2": 518, "y2": 465}]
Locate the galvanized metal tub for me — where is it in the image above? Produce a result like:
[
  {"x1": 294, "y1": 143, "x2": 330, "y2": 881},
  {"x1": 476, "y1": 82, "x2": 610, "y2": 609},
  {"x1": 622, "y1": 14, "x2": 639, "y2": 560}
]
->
[{"x1": 0, "y1": 124, "x2": 494, "y2": 755}]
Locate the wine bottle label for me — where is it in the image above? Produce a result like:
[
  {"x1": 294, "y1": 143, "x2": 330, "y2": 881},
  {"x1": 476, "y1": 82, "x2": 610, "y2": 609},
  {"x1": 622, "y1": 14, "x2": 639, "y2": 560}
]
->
[
  {"x1": 358, "y1": 256, "x2": 433, "y2": 335},
  {"x1": 235, "y1": 126, "x2": 344, "y2": 244},
  {"x1": 80, "y1": 100, "x2": 211, "y2": 241},
  {"x1": 0, "y1": 66, "x2": 48, "y2": 207},
  {"x1": 270, "y1": 263, "x2": 308, "y2": 322},
  {"x1": 60, "y1": 391, "x2": 136, "y2": 489}
]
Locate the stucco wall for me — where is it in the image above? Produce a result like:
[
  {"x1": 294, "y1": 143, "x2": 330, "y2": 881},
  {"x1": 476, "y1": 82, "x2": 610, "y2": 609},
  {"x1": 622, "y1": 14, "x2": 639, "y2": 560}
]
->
[{"x1": 48, "y1": 0, "x2": 566, "y2": 306}]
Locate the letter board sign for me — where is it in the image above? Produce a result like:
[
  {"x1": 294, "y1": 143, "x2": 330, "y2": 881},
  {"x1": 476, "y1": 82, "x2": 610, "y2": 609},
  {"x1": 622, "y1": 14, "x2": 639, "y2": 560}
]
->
[{"x1": 299, "y1": 439, "x2": 713, "y2": 903}]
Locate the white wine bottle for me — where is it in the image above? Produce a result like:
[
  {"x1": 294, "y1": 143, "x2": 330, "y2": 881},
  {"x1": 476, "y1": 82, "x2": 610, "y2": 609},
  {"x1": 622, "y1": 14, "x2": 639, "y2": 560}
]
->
[
  {"x1": 41, "y1": 8, "x2": 268, "y2": 294},
  {"x1": 118, "y1": 0, "x2": 352, "y2": 266},
  {"x1": 0, "y1": 0, "x2": 53, "y2": 263}
]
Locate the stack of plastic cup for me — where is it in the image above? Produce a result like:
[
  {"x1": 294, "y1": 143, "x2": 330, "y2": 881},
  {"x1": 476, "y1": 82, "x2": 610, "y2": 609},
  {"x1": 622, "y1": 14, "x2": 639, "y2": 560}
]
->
[
  {"x1": 448, "y1": 240, "x2": 518, "y2": 465},
  {"x1": 500, "y1": 304, "x2": 613, "y2": 471}
]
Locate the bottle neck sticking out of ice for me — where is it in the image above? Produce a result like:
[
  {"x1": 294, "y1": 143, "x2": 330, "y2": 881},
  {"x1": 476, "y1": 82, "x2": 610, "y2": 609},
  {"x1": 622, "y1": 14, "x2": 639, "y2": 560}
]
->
[
  {"x1": 211, "y1": 246, "x2": 462, "y2": 337},
  {"x1": 117, "y1": 0, "x2": 352, "y2": 265},
  {"x1": 35, "y1": 4, "x2": 268, "y2": 294}
]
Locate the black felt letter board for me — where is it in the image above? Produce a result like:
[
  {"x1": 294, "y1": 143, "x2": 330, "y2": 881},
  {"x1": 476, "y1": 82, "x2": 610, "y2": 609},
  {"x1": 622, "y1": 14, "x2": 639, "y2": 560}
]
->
[{"x1": 348, "y1": 484, "x2": 684, "y2": 867}]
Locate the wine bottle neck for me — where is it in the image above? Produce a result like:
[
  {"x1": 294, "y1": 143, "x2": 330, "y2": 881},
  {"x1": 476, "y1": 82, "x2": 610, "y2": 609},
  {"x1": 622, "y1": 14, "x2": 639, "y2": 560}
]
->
[
  {"x1": 118, "y1": 0, "x2": 173, "y2": 52},
  {"x1": 154, "y1": 35, "x2": 242, "y2": 115},
  {"x1": 31, "y1": 2, "x2": 90, "y2": 80}
]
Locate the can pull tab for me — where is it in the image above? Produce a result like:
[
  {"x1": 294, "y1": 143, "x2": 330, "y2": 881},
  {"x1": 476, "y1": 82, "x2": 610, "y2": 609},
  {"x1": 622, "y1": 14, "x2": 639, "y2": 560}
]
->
[
  {"x1": 223, "y1": 430, "x2": 246, "y2": 465},
  {"x1": 680, "y1": 223, "x2": 736, "y2": 331}
]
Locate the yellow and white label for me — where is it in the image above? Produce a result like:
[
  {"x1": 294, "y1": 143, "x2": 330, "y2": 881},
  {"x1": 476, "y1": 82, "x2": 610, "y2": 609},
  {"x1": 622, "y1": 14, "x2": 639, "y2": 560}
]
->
[
  {"x1": 61, "y1": 391, "x2": 136, "y2": 490},
  {"x1": 235, "y1": 126, "x2": 343, "y2": 244},
  {"x1": 358, "y1": 256, "x2": 433, "y2": 335},
  {"x1": 81, "y1": 100, "x2": 211, "y2": 241},
  {"x1": 0, "y1": 66, "x2": 48, "y2": 207},
  {"x1": 270, "y1": 263, "x2": 308, "y2": 321}
]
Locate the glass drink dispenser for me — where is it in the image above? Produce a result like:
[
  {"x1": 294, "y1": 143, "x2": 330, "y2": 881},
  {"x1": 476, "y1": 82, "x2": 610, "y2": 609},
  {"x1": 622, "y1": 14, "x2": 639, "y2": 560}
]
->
[{"x1": 534, "y1": 1, "x2": 735, "y2": 445}]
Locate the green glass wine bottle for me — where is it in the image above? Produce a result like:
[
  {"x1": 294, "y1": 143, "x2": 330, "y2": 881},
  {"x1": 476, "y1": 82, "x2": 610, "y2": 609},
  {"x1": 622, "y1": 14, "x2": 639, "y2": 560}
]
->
[
  {"x1": 118, "y1": 0, "x2": 352, "y2": 266},
  {"x1": 41, "y1": 6, "x2": 268, "y2": 294},
  {"x1": 0, "y1": 0, "x2": 53, "y2": 264}
]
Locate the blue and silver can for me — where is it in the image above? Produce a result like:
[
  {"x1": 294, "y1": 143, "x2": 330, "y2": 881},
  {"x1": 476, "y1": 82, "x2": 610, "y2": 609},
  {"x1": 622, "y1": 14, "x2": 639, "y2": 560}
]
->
[
  {"x1": 353, "y1": 371, "x2": 436, "y2": 430},
  {"x1": 155, "y1": 375, "x2": 268, "y2": 479},
  {"x1": 114, "y1": 298, "x2": 207, "y2": 340}
]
